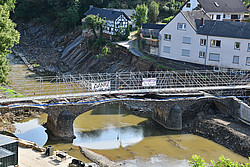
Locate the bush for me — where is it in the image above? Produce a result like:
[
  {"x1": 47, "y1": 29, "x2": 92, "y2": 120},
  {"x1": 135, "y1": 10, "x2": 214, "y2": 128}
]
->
[
  {"x1": 189, "y1": 154, "x2": 250, "y2": 167},
  {"x1": 162, "y1": 16, "x2": 174, "y2": 23}
]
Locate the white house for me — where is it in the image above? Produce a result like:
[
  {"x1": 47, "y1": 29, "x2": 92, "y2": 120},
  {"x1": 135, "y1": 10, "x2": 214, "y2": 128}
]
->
[
  {"x1": 84, "y1": 6, "x2": 131, "y2": 36},
  {"x1": 182, "y1": 0, "x2": 249, "y2": 21},
  {"x1": 159, "y1": 10, "x2": 250, "y2": 70}
]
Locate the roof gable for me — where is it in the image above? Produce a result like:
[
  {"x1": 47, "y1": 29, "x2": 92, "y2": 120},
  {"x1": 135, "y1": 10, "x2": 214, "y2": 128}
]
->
[
  {"x1": 198, "y1": 0, "x2": 249, "y2": 13},
  {"x1": 181, "y1": 10, "x2": 211, "y2": 31},
  {"x1": 84, "y1": 7, "x2": 131, "y2": 21}
]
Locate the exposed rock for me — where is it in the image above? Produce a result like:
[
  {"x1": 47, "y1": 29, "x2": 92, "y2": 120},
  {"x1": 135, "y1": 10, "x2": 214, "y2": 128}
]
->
[{"x1": 79, "y1": 146, "x2": 120, "y2": 167}]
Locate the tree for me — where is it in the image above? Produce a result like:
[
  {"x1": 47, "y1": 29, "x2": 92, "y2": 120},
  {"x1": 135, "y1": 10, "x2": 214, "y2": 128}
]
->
[
  {"x1": 83, "y1": 14, "x2": 106, "y2": 39},
  {"x1": 189, "y1": 154, "x2": 250, "y2": 167},
  {"x1": 0, "y1": 0, "x2": 20, "y2": 84},
  {"x1": 148, "y1": 1, "x2": 159, "y2": 23},
  {"x1": 242, "y1": 0, "x2": 250, "y2": 5},
  {"x1": 133, "y1": 4, "x2": 148, "y2": 29}
]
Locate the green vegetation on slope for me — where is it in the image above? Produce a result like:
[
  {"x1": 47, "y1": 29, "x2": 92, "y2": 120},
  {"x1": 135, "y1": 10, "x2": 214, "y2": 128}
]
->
[{"x1": 0, "y1": 0, "x2": 20, "y2": 84}]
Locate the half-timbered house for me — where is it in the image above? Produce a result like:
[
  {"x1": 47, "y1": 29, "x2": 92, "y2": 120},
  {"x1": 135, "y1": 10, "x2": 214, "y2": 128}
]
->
[{"x1": 84, "y1": 6, "x2": 131, "y2": 37}]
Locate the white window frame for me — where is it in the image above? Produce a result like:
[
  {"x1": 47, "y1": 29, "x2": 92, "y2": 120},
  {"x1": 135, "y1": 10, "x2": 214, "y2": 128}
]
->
[
  {"x1": 248, "y1": 43, "x2": 250, "y2": 52},
  {"x1": 177, "y1": 23, "x2": 186, "y2": 31},
  {"x1": 182, "y1": 49, "x2": 190, "y2": 57},
  {"x1": 182, "y1": 37, "x2": 191, "y2": 44},
  {"x1": 234, "y1": 42, "x2": 240, "y2": 50},
  {"x1": 211, "y1": 40, "x2": 221, "y2": 48},
  {"x1": 247, "y1": 57, "x2": 250, "y2": 66},
  {"x1": 200, "y1": 39, "x2": 206, "y2": 46},
  {"x1": 163, "y1": 46, "x2": 170, "y2": 53},
  {"x1": 164, "y1": 34, "x2": 171, "y2": 41},
  {"x1": 233, "y1": 56, "x2": 239, "y2": 64},
  {"x1": 199, "y1": 51, "x2": 205, "y2": 58},
  {"x1": 209, "y1": 53, "x2": 220, "y2": 62}
]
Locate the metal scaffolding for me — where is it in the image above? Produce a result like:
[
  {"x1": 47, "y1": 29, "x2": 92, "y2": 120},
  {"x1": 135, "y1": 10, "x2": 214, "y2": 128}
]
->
[{"x1": 8, "y1": 70, "x2": 250, "y2": 99}]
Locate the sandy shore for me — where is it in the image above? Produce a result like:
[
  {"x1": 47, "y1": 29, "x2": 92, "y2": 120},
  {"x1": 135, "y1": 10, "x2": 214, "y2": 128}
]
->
[{"x1": 18, "y1": 146, "x2": 98, "y2": 167}]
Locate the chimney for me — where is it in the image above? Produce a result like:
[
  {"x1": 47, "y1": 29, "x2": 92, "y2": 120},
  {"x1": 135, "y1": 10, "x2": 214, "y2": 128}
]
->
[{"x1": 200, "y1": 18, "x2": 205, "y2": 27}]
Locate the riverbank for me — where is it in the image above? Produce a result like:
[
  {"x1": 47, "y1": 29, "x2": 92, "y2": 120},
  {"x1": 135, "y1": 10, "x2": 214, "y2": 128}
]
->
[{"x1": 184, "y1": 115, "x2": 250, "y2": 158}]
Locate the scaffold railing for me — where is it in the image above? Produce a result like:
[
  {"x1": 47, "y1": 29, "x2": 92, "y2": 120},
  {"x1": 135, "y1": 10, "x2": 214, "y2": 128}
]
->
[{"x1": 8, "y1": 70, "x2": 250, "y2": 98}]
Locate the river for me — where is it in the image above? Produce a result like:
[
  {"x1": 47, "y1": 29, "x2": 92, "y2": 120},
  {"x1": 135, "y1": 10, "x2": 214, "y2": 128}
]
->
[{"x1": 8, "y1": 54, "x2": 249, "y2": 166}]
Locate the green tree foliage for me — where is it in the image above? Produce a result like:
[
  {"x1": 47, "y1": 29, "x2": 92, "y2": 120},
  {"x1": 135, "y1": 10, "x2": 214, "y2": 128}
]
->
[
  {"x1": 83, "y1": 14, "x2": 106, "y2": 39},
  {"x1": 189, "y1": 155, "x2": 250, "y2": 167},
  {"x1": 162, "y1": 16, "x2": 173, "y2": 23},
  {"x1": 148, "y1": 1, "x2": 159, "y2": 23},
  {"x1": 242, "y1": 0, "x2": 250, "y2": 5},
  {"x1": 133, "y1": 4, "x2": 148, "y2": 29},
  {"x1": 0, "y1": 0, "x2": 20, "y2": 84},
  {"x1": 160, "y1": 0, "x2": 184, "y2": 19}
]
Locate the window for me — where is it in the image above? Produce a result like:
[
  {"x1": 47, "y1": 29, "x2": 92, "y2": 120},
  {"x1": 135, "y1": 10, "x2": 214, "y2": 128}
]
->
[
  {"x1": 183, "y1": 37, "x2": 191, "y2": 44},
  {"x1": 223, "y1": 14, "x2": 226, "y2": 18},
  {"x1": 164, "y1": 34, "x2": 171, "y2": 41},
  {"x1": 200, "y1": 39, "x2": 206, "y2": 46},
  {"x1": 233, "y1": 56, "x2": 239, "y2": 64},
  {"x1": 182, "y1": 49, "x2": 190, "y2": 57},
  {"x1": 211, "y1": 40, "x2": 221, "y2": 47},
  {"x1": 209, "y1": 53, "x2": 220, "y2": 61},
  {"x1": 210, "y1": 15, "x2": 214, "y2": 20},
  {"x1": 186, "y1": 3, "x2": 191, "y2": 8},
  {"x1": 216, "y1": 15, "x2": 221, "y2": 20},
  {"x1": 163, "y1": 46, "x2": 170, "y2": 53},
  {"x1": 234, "y1": 42, "x2": 240, "y2": 50},
  {"x1": 247, "y1": 57, "x2": 250, "y2": 66},
  {"x1": 199, "y1": 51, "x2": 205, "y2": 58},
  {"x1": 177, "y1": 23, "x2": 186, "y2": 30},
  {"x1": 248, "y1": 43, "x2": 250, "y2": 52},
  {"x1": 231, "y1": 15, "x2": 239, "y2": 20}
]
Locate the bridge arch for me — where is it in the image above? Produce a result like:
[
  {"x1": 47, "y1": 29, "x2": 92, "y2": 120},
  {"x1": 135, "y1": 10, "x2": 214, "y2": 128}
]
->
[{"x1": 43, "y1": 97, "x2": 241, "y2": 141}]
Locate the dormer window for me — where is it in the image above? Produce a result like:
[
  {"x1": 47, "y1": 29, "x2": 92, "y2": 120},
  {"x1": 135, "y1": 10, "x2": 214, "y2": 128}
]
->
[
  {"x1": 214, "y1": 2, "x2": 219, "y2": 7},
  {"x1": 186, "y1": 3, "x2": 191, "y2": 8}
]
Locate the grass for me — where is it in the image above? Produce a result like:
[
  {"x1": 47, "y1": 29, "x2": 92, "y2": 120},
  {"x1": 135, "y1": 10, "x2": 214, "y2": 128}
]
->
[{"x1": 0, "y1": 87, "x2": 24, "y2": 98}]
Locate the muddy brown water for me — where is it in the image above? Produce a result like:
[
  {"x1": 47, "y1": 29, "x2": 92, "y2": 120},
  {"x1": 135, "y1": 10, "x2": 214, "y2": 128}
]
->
[{"x1": 9, "y1": 55, "x2": 249, "y2": 166}]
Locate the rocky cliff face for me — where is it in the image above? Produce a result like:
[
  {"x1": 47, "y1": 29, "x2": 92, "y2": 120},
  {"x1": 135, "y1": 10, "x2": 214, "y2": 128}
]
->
[{"x1": 13, "y1": 21, "x2": 160, "y2": 76}]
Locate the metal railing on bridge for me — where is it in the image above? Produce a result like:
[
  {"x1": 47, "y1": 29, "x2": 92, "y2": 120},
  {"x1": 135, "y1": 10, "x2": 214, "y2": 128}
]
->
[{"x1": 8, "y1": 70, "x2": 250, "y2": 98}]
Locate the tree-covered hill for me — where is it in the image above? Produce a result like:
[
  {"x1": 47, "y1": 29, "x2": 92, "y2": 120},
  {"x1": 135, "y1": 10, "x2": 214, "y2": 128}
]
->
[
  {"x1": 13, "y1": 0, "x2": 250, "y2": 31},
  {"x1": 14, "y1": 0, "x2": 186, "y2": 30}
]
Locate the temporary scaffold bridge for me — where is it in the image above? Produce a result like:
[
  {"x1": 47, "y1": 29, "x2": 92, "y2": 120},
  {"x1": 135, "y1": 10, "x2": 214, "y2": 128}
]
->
[{"x1": 7, "y1": 70, "x2": 250, "y2": 101}]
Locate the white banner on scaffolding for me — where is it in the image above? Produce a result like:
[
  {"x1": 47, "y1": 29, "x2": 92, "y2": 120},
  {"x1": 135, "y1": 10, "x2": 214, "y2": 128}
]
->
[
  {"x1": 91, "y1": 81, "x2": 111, "y2": 91},
  {"x1": 142, "y1": 78, "x2": 157, "y2": 87}
]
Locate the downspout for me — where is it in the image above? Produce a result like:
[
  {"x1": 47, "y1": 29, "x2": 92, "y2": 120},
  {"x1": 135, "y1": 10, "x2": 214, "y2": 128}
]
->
[{"x1": 204, "y1": 34, "x2": 208, "y2": 70}]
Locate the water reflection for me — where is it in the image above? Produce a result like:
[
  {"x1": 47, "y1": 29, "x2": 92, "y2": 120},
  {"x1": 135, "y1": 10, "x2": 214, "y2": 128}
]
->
[
  {"x1": 74, "y1": 125, "x2": 144, "y2": 149},
  {"x1": 14, "y1": 119, "x2": 48, "y2": 146},
  {"x1": 123, "y1": 155, "x2": 190, "y2": 167}
]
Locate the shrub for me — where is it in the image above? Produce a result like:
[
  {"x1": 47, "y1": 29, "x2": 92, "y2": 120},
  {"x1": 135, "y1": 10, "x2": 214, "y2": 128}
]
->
[{"x1": 162, "y1": 16, "x2": 174, "y2": 23}]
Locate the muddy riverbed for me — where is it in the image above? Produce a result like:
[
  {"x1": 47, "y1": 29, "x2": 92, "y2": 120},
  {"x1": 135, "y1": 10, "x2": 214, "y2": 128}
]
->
[{"x1": 8, "y1": 54, "x2": 250, "y2": 166}]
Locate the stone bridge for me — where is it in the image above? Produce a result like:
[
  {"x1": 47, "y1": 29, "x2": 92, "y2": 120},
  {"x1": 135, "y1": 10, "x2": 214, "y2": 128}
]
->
[
  {"x1": 1, "y1": 96, "x2": 248, "y2": 141},
  {"x1": 42, "y1": 96, "x2": 248, "y2": 141}
]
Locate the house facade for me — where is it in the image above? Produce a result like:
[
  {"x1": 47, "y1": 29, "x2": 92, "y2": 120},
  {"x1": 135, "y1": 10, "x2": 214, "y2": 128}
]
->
[
  {"x1": 140, "y1": 23, "x2": 166, "y2": 55},
  {"x1": 182, "y1": 0, "x2": 249, "y2": 21},
  {"x1": 84, "y1": 6, "x2": 131, "y2": 36},
  {"x1": 159, "y1": 10, "x2": 250, "y2": 70}
]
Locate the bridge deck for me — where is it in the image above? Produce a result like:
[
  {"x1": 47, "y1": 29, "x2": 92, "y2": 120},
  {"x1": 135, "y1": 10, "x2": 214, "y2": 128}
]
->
[{"x1": 1, "y1": 85, "x2": 249, "y2": 103}]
